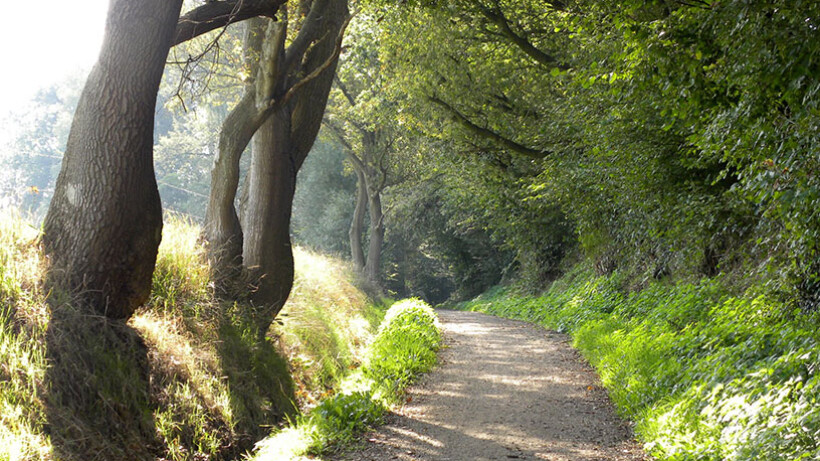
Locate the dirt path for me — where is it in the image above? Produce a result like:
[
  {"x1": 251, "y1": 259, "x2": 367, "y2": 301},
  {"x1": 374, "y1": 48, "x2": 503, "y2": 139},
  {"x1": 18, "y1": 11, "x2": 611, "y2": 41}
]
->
[{"x1": 332, "y1": 310, "x2": 647, "y2": 461}]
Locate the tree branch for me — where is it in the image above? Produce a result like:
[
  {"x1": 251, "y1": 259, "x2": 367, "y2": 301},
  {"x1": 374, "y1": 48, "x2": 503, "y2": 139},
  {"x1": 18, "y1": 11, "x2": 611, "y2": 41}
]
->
[
  {"x1": 173, "y1": 0, "x2": 284, "y2": 46},
  {"x1": 429, "y1": 95, "x2": 550, "y2": 159},
  {"x1": 270, "y1": 12, "x2": 354, "y2": 110},
  {"x1": 471, "y1": 0, "x2": 565, "y2": 68},
  {"x1": 333, "y1": 75, "x2": 358, "y2": 107}
]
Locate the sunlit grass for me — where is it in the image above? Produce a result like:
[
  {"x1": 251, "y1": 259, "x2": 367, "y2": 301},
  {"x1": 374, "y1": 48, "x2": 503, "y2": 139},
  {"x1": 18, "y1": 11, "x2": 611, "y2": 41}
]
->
[
  {"x1": 460, "y1": 269, "x2": 820, "y2": 461},
  {"x1": 276, "y1": 246, "x2": 385, "y2": 405},
  {"x1": 0, "y1": 209, "x2": 51, "y2": 461},
  {"x1": 0, "y1": 209, "x2": 385, "y2": 460},
  {"x1": 249, "y1": 299, "x2": 441, "y2": 461}
]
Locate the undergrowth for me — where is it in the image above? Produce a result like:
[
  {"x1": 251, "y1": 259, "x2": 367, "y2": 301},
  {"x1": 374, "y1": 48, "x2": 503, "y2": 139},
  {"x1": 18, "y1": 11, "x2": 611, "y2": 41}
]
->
[
  {"x1": 459, "y1": 266, "x2": 820, "y2": 461},
  {"x1": 0, "y1": 210, "x2": 383, "y2": 461},
  {"x1": 249, "y1": 298, "x2": 441, "y2": 460}
]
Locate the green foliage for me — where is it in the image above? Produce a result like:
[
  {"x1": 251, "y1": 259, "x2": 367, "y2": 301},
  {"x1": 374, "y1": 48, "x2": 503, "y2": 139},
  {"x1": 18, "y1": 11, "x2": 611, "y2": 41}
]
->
[
  {"x1": 460, "y1": 270, "x2": 820, "y2": 460},
  {"x1": 364, "y1": 299, "x2": 441, "y2": 400},
  {"x1": 249, "y1": 298, "x2": 441, "y2": 460},
  {"x1": 291, "y1": 140, "x2": 357, "y2": 256}
]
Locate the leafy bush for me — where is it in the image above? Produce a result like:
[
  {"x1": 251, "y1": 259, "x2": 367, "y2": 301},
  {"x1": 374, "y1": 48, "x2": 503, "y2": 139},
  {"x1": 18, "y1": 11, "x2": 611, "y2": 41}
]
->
[
  {"x1": 459, "y1": 268, "x2": 820, "y2": 460},
  {"x1": 364, "y1": 299, "x2": 441, "y2": 398}
]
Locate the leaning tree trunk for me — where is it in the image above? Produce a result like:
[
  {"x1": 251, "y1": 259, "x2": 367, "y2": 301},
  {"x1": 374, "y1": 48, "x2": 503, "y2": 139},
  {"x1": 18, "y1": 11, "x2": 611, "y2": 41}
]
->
[
  {"x1": 204, "y1": 19, "x2": 268, "y2": 292},
  {"x1": 349, "y1": 166, "x2": 367, "y2": 273},
  {"x1": 43, "y1": 0, "x2": 183, "y2": 319}
]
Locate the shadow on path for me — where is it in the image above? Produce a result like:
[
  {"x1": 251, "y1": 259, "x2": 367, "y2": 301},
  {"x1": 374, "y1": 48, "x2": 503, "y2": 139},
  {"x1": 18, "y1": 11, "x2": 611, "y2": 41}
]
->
[{"x1": 334, "y1": 310, "x2": 646, "y2": 461}]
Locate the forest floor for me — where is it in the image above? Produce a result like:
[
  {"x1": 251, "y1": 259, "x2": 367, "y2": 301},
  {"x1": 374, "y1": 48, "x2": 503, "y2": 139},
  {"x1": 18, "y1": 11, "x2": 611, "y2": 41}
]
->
[{"x1": 331, "y1": 310, "x2": 647, "y2": 461}]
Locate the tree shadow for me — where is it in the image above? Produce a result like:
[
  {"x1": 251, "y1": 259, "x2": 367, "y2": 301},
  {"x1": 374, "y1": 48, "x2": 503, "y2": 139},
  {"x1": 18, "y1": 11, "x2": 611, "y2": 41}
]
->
[
  {"x1": 44, "y1": 306, "x2": 162, "y2": 461},
  {"x1": 212, "y1": 309, "x2": 297, "y2": 454}
]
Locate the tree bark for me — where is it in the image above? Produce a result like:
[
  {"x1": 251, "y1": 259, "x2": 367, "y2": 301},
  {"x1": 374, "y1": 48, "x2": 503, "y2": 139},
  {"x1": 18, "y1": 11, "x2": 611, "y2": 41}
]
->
[
  {"x1": 173, "y1": 0, "x2": 282, "y2": 46},
  {"x1": 42, "y1": 0, "x2": 290, "y2": 319},
  {"x1": 242, "y1": 0, "x2": 349, "y2": 334},
  {"x1": 243, "y1": 110, "x2": 295, "y2": 334},
  {"x1": 349, "y1": 165, "x2": 367, "y2": 272},
  {"x1": 43, "y1": 0, "x2": 183, "y2": 319},
  {"x1": 364, "y1": 186, "x2": 385, "y2": 284},
  {"x1": 204, "y1": 18, "x2": 270, "y2": 292}
]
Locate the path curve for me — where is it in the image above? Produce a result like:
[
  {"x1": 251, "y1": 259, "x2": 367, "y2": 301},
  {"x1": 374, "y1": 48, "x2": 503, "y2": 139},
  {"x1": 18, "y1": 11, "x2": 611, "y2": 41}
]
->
[{"x1": 333, "y1": 310, "x2": 646, "y2": 461}]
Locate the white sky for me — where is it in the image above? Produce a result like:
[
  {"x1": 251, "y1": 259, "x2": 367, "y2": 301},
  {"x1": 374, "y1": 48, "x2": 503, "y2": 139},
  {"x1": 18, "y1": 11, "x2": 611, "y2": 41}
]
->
[{"x1": 0, "y1": 0, "x2": 109, "y2": 112}]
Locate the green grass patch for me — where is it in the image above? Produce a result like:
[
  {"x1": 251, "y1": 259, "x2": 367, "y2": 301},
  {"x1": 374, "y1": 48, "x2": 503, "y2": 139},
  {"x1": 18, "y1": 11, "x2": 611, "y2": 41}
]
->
[
  {"x1": 248, "y1": 298, "x2": 442, "y2": 460},
  {"x1": 458, "y1": 268, "x2": 820, "y2": 460}
]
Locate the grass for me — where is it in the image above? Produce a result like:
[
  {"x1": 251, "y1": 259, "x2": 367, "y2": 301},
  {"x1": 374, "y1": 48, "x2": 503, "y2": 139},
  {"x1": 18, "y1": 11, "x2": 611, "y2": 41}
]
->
[
  {"x1": 0, "y1": 210, "x2": 385, "y2": 460},
  {"x1": 458, "y1": 267, "x2": 820, "y2": 460},
  {"x1": 249, "y1": 298, "x2": 442, "y2": 460}
]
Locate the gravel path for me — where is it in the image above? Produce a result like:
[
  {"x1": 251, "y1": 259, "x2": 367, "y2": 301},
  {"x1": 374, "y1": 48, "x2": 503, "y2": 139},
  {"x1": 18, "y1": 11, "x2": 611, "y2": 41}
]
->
[{"x1": 332, "y1": 310, "x2": 647, "y2": 461}]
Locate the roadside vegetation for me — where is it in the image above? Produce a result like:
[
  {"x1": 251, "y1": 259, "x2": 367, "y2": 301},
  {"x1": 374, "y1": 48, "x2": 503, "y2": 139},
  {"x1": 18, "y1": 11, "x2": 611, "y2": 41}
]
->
[
  {"x1": 250, "y1": 298, "x2": 441, "y2": 460},
  {"x1": 0, "y1": 210, "x2": 388, "y2": 461},
  {"x1": 459, "y1": 267, "x2": 820, "y2": 461}
]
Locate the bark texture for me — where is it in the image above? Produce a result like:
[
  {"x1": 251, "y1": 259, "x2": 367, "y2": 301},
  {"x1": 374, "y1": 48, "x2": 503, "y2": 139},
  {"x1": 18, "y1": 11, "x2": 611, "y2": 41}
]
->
[
  {"x1": 42, "y1": 0, "x2": 290, "y2": 319},
  {"x1": 43, "y1": 0, "x2": 183, "y2": 318},
  {"x1": 365, "y1": 186, "x2": 384, "y2": 283},
  {"x1": 349, "y1": 167, "x2": 367, "y2": 272},
  {"x1": 203, "y1": 0, "x2": 350, "y2": 334},
  {"x1": 204, "y1": 18, "x2": 271, "y2": 290},
  {"x1": 244, "y1": 0, "x2": 349, "y2": 331}
]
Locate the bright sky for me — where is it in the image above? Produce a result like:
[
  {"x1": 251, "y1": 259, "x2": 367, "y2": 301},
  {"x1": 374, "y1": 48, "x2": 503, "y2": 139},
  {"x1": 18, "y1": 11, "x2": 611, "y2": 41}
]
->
[{"x1": 0, "y1": 0, "x2": 109, "y2": 112}]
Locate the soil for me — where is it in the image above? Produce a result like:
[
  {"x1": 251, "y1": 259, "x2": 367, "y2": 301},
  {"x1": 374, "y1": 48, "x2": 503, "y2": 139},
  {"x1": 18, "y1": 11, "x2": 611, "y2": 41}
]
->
[{"x1": 331, "y1": 310, "x2": 648, "y2": 461}]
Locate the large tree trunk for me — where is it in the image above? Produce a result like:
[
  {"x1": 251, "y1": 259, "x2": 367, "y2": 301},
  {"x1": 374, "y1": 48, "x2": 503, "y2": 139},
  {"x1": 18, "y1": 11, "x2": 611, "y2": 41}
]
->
[
  {"x1": 243, "y1": 110, "x2": 295, "y2": 334},
  {"x1": 42, "y1": 0, "x2": 288, "y2": 319},
  {"x1": 43, "y1": 0, "x2": 183, "y2": 319},
  {"x1": 364, "y1": 187, "x2": 385, "y2": 284},
  {"x1": 349, "y1": 165, "x2": 367, "y2": 272},
  {"x1": 242, "y1": 0, "x2": 348, "y2": 335}
]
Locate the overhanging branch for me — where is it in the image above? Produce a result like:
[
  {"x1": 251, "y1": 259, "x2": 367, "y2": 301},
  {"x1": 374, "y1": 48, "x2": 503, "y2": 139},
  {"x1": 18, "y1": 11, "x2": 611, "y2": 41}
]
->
[
  {"x1": 429, "y1": 95, "x2": 550, "y2": 159},
  {"x1": 173, "y1": 0, "x2": 284, "y2": 46}
]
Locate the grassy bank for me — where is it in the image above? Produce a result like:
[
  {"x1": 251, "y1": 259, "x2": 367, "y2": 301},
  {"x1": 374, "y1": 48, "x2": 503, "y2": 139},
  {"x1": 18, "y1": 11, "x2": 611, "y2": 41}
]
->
[
  {"x1": 249, "y1": 298, "x2": 442, "y2": 460},
  {"x1": 459, "y1": 267, "x2": 820, "y2": 460},
  {"x1": 0, "y1": 211, "x2": 384, "y2": 461}
]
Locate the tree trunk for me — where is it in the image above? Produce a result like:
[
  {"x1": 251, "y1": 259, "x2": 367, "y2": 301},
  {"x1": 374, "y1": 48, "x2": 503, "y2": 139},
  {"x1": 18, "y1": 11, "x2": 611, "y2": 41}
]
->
[
  {"x1": 205, "y1": 92, "x2": 253, "y2": 289},
  {"x1": 204, "y1": 18, "x2": 270, "y2": 292},
  {"x1": 43, "y1": 0, "x2": 183, "y2": 319},
  {"x1": 349, "y1": 165, "x2": 367, "y2": 272},
  {"x1": 243, "y1": 110, "x2": 296, "y2": 334},
  {"x1": 241, "y1": 0, "x2": 348, "y2": 336},
  {"x1": 364, "y1": 187, "x2": 385, "y2": 284}
]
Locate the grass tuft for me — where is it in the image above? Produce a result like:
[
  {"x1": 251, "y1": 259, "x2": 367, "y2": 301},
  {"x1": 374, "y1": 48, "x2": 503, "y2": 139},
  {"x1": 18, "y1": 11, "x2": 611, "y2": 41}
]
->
[{"x1": 248, "y1": 298, "x2": 442, "y2": 460}]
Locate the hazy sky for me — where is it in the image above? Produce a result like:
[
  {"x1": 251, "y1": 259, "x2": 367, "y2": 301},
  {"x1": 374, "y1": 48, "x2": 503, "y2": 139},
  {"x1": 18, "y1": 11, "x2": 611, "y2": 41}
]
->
[{"x1": 0, "y1": 0, "x2": 109, "y2": 112}]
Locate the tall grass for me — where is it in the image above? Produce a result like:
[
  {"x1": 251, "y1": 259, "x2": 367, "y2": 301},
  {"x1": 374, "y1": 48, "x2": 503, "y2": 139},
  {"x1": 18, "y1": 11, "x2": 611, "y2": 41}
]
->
[
  {"x1": 0, "y1": 209, "x2": 384, "y2": 460},
  {"x1": 0, "y1": 210, "x2": 50, "y2": 461},
  {"x1": 459, "y1": 268, "x2": 820, "y2": 460}
]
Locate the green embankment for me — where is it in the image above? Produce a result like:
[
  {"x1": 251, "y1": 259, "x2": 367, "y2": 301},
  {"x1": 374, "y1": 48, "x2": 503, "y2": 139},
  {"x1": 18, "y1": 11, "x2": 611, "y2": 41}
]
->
[
  {"x1": 459, "y1": 267, "x2": 820, "y2": 461},
  {"x1": 249, "y1": 298, "x2": 441, "y2": 460},
  {"x1": 0, "y1": 211, "x2": 415, "y2": 461}
]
